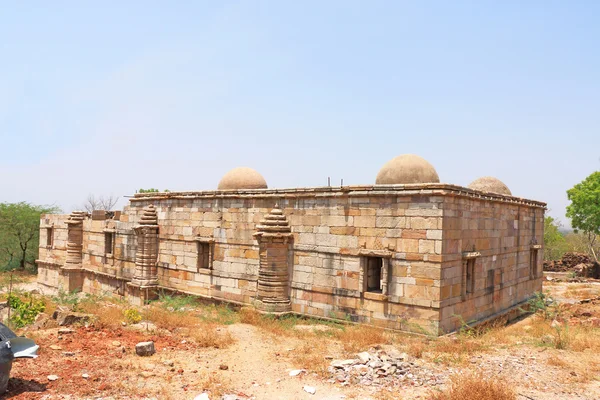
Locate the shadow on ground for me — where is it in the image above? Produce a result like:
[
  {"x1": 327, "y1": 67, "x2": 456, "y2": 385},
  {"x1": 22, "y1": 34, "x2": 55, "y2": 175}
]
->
[{"x1": 3, "y1": 378, "x2": 46, "y2": 398}]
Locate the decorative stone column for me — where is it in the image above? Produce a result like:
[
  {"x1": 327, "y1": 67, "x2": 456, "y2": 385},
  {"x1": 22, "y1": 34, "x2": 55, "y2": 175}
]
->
[
  {"x1": 253, "y1": 205, "x2": 293, "y2": 313},
  {"x1": 61, "y1": 211, "x2": 86, "y2": 292},
  {"x1": 127, "y1": 205, "x2": 159, "y2": 305}
]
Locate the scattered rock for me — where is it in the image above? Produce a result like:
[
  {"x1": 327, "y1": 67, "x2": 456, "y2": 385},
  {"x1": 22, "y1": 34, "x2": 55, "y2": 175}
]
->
[
  {"x1": 331, "y1": 359, "x2": 356, "y2": 368},
  {"x1": 139, "y1": 371, "x2": 155, "y2": 378},
  {"x1": 135, "y1": 341, "x2": 156, "y2": 357},
  {"x1": 163, "y1": 360, "x2": 174, "y2": 367},
  {"x1": 289, "y1": 369, "x2": 304, "y2": 377},
  {"x1": 58, "y1": 328, "x2": 74, "y2": 334},
  {"x1": 49, "y1": 345, "x2": 62, "y2": 350},
  {"x1": 193, "y1": 394, "x2": 210, "y2": 400},
  {"x1": 130, "y1": 321, "x2": 158, "y2": 332},
  {"x1": 357, "y1": 352, "x2": 371, "y2": 364},
  {"x1": 82, "y1": 373, "x2": 89, "y2": 379},
  {"x1": 219, "y1": 364, "x2": 229, "y2": 370},
  {"x1": 112, "y1": 341, "x2": 121, "y2": 347},
  {"x1": 48, "y1": 375, "x2": 59, "y2": 381},
  {"x1": 550, "y1": 320, "x2": 562, "y2": 328},
  {"x1": 63, "y1": 352, "x2": 76, "y2": 357},
  {"x1": 53, "y1": 310, "x2": 93, "y2": 327},
  {"x1": 328, "y1": 348, "x2": 442, "y2": 388},
  {"x1": 303, "y1": 385, "x2": 316, "y2": 394}
]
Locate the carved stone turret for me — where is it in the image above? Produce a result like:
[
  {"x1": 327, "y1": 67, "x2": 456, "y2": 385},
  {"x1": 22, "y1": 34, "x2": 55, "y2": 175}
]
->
[
  {"x1": 64, "y1": 211, "x2": 86, "y2": 268},
  {"x1": 253, "y1": 205, "x2": 293, "y2": 313},
  {"x1": 61, "y1": 211, "x2": 87, "y2": 291},
  {"x1": 131, "y1": 205, "x2": 159, "y2": 287}
]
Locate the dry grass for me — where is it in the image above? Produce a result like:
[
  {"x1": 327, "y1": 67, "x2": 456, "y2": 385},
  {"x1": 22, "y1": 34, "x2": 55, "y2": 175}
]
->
[
  {"x1": 198, "y1": 373, "x2": 232, "y2": 398},
  {"x1": 288, "y1": 341, "x2": 331, "y2": 376},
  {"x1": 564, "y1": 285, "x2": 599, "y2": 300},
  {"x1": 183, "y1": 325, "x2": 235, "y2": 348},
  {"x1": 334, "y1": 325, "x2": 388, "y2": 354},
  {"x1": 428, "y1": 372, "x2": 516, "y2": 400},
  {"x1": 547, "y1": 354, "x2": 569, "y2": 368},
  {"x1": 79, "y1": 301, "x2": 127, "y2": 329},
  {"x1": 145, "y1": 306, "x2": 200, "y2": 330}
]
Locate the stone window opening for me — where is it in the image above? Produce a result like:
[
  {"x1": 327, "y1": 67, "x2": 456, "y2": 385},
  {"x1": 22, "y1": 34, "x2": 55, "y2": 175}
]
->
[
  {"x1": 530, "y1": 247, "x2": 539, "y2": 279},
  {"x1": 104, "y1": 232, "x2": 114, "y2": 256},
  {"x1": 366, "y1": 257, "x2": 383, "y2": 293},
  {"x1": 46, "y1": 227, "x2": 53, "y2": 248},
  {"x1": 196, "y1": 240, "x2": 212, "y2": 271},
  {"x1": 462, "y1": 251, "x2": 480, "y2": 299}
]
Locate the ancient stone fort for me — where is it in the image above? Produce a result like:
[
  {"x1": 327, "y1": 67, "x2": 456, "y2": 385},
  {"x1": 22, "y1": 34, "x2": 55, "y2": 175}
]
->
[{"x1": 37, "y1": 154, "x2": 545, "y2": 334}]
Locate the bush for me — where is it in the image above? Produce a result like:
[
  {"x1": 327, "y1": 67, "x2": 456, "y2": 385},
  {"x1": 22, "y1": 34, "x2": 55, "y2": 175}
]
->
[
  {"x1": 52, "y1": 289, "x2": 81, "y2": 311},
  {"x1": 123, "y1": 308, "x2": 142, "y2": 324},
  {"x1": 7, "y1": 294, "x2": 46, "y2": 328}
]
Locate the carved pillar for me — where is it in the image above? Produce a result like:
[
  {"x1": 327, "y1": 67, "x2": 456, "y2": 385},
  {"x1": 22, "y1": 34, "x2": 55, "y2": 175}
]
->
[
  {"x1": 127, "y1": 205, "x2": 159, "y2": 305},
  {"x1": 253, "y1": 205, "x2": 293, "y2": 313},
  {"x1": 62, "y1": 211, "x2": 87, "y2": 292}
]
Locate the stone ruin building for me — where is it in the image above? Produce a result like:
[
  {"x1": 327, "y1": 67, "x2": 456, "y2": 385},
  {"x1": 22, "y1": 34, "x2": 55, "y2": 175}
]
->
[{"x1": 37, "y1": 154, "x2": 545, "y2": 334}]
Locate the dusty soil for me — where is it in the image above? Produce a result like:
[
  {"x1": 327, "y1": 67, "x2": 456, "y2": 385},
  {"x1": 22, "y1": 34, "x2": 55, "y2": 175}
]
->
[{"x1": 2, "y1": 277, "x2": 600, "y2": 400}]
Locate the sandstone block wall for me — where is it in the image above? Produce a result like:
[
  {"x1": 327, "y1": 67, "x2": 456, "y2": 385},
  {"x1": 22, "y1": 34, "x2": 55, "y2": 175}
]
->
[
  {"x1": 439, "y1": 195, "x2": 544, "y2": 332},
  {"x1": 37, "y1": 184, "x2": 545, "y2": 335}
]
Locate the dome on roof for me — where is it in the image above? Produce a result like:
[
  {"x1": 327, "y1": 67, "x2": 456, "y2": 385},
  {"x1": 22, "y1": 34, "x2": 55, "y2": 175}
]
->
[
  {"x1": 468, "y1": 176, "x2": 512, "y2": 196},
  {"x1": 375, "y1": 154, "x2": 440, "y2": 185},
  {"x1": 218, "y1": 167, "x2": 268, "y2": 190}
]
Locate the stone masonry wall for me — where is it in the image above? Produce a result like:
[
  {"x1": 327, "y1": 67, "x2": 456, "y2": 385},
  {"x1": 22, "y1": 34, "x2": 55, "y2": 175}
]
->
[
  {"x1": 37, "y1": 185, "x2": 545, "y2": 334},
  {"x1": 439, "y1": 195, "x2": 544, "y2": 332}
]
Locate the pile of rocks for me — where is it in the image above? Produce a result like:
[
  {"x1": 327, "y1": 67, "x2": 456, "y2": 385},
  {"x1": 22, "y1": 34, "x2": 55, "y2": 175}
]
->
[
  {"x1": 544, "y1": 252, "x2": 599, "y2": 278},
  {"x1": 327, "y1": 348, "x2": 443, "y2": 388}
]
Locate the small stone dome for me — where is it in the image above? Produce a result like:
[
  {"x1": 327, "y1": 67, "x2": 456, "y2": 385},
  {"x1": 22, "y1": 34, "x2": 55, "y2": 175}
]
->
[
  {"x1": 218, "y1": 167, "x2": 268, "y2": 190},
  {"x1": 468, "y1": 176, "x2": 512, "y2": 196},
  {"x1": 375, "y1": 154, "x2": 440, "y2": 185}
]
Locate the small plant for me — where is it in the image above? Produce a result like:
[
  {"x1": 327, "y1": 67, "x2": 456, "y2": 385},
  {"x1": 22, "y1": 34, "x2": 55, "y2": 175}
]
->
[
  {"x1": 524, "y1": 291, "x2": 558, "y2": 320},
  {"x1": 156, "y1": 291, "x2": 198, "y2": 311},
  {"x1": 7, "y1": 294, "x2": 46, "y2": 328},
  {"x1": 52, "y1": 289, "x2": 82, "y2": 311},
  {"x1": 552, "y1": 324, "x2": 571, "y2": 350},
  {"x1": 123, "y1": 308, "x2": 142, "y2": 324}
]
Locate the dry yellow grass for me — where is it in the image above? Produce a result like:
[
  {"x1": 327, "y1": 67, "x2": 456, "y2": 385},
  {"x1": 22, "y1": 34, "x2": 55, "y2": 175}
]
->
[
  {"x1": 145, "y1": 306, "x2": 200, "y2": 330},
  {"x1": 428, "y1": 372, "x2": 516, "y2": 400},
  {"x1": 334, "y1": 325, "x2": 388, "y2": 353},
  {"x1": 288, "y1": 341, "x2": 331, "y2": 376},
  {"x1": 547, "y1": 354, "x2": 569, "y2": 368},
  {"x1": 184, "y1": 325, "x2": 235, "y2": 348}
]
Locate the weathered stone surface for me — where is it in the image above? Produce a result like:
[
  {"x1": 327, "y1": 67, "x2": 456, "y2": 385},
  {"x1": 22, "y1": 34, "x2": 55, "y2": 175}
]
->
[
  {"x1": 135, "y1": 341, "x2": 155, "y2": 357},
  {"x1": 37, "y1": 179, "x2": 545, "y2": 336},
  {"x1": 53, "y1": 311, "x2": 93, "y2": 327}
]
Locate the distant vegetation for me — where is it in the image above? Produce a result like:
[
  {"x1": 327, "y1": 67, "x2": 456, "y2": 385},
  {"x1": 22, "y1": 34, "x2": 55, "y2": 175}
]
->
[
  {"x1": 545, "y1": 171, "x2": 600, "y2": 262},
  {"x1": 137, "y1": 188, "x2": 170, "y2": 193},
  {"x1": 0, "y1": 202, "x2": 60, "y2": 271}
]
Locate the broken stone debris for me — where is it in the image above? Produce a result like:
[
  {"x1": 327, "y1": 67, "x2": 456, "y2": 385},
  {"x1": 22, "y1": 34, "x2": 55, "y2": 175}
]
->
[
  {"x1": 303, "y1": 385, "x2": 317, "y2": 394},
  {"x1": 329, "y1": 348, "x2": 443, "y2": 388}
]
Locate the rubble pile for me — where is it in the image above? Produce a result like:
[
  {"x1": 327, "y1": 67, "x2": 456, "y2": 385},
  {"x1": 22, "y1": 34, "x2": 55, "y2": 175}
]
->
[
  {"x1": 327, "y1": 347, "x2": 443, "y2": 388},
  {"x1": 544, "y1": 252, "x2": 600, "y2": 278}
]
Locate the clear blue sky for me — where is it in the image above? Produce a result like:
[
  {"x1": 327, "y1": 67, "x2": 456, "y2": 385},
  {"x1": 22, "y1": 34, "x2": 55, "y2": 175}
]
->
[{"x1": 1, "y1": 1, "x2": 598, "y2": 224}]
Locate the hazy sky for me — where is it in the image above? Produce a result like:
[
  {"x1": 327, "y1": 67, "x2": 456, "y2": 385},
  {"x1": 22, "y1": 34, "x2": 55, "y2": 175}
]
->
[{"x1": 1, "y1": 1, "x2": 598, "y2": 224}]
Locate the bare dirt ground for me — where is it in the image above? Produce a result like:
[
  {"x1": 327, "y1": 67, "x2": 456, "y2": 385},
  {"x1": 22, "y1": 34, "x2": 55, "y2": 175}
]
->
[{"x1": 2, "y1": 274, "x2": 600, "y2": 400}]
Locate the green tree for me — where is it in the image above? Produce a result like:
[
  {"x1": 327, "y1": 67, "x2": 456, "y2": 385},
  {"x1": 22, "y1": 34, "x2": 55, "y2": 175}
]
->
[
  {"x1": 566, "y1": 171, "x2": 600, "y2": 261},
  {"x1": 0, "y1": 202, "x2": 60, "y2": 270},
  {"x1": 543, "y1": 216, "x2": 568, "y2": 261}
]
